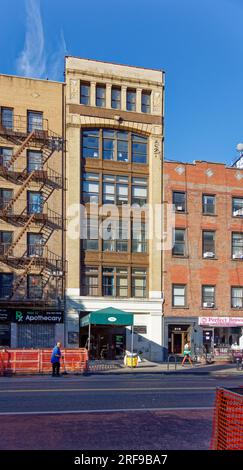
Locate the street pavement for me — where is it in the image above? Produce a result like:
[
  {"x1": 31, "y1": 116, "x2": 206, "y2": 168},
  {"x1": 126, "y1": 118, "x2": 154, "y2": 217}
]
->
[{"x1": 0, "y1": 373, "x2": 242, "y2": 450}]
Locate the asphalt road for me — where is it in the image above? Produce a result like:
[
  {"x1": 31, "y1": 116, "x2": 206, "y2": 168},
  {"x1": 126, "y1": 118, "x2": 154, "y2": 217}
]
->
[{"x1": 0, "y1": 373, "x2": 242, "y2": 450}]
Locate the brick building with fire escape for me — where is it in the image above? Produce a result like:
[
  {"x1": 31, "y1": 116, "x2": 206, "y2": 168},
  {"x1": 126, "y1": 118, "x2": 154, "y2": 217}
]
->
[{"x1": 0, "y1": 74, "x2": 65, "y2": 348}]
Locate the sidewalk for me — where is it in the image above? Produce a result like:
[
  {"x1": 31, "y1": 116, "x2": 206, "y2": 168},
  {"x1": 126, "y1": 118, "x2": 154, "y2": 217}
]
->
[{"x1": 86, "y1": 360, "x2": 243, "y2": 376}]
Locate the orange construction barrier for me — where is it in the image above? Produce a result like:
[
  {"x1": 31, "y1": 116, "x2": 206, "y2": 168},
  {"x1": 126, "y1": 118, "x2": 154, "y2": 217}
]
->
[
  {"x1": 211, "y1": 387, "x2": 243, "y2": 450},
  {"x1": 0, "y1": 348, "x2": 88, "y2": 375}
]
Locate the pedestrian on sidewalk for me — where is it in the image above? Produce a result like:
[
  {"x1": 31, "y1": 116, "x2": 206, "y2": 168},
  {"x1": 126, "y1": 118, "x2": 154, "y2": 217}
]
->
[
  {"x1": 182, "y1": 340, "x2": 193, "y2": 366},
  {"x1": 51, "y1": 341, "x2": 62, "y2": 376}
]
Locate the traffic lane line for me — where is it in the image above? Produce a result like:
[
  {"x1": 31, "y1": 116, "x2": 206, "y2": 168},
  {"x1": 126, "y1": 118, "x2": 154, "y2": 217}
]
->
[
  {"x1": 0, "y1": 386, "x2": 217, "y2": 393},
  {"x1": 0, "y1": 406, "x2": 214, "y2": 416}
]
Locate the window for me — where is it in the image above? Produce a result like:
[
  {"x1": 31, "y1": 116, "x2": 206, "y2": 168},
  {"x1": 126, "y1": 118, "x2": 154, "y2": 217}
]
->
[
  {"x1": 82, "y1": 129, "x2": 99, "y2": 159},
  {"x1": 27, "y1": 150, "x2": 43, "y2": 172},
  {"x1": 172, "y1": 229, "x2": 186, "y2": 256},
  {"x1": 103, "y1": 175, "x2": 128, "y2": 205},
  {"x1": 96, "y1": 85, "x2": 106, "y2": 107},
  {"x1": 232, "y1": 233, "x2": 243, "y2": 259},
  {"x1": 203, "y1": 194, "x2": 215, "y2": 215},
  {"x1": 82, "y1": 267, "x2": 99, "y2": 296},
  {"x1": 0, "y1": 189, "x2": 13, "y2": 213},
  {"x1": 111, "y1": 86, "x2": 121, "y2": 109},
  {"x1": 103, "y1": 130, "x2": 115, "y2": 160},
  {"x1": 27, "y1": 233, "x2": 43, "y2": 257},
  {"x1": 141, "y1": 91, "x2": 151, "y2": 113},
  {"x1": 27, "y1": 274, "x2": 43, "y2": 299},
  {"x1": 132, "y1": 221, "x2": 147, "y2": 253},
  {"x1": 81, "y1": 129, "x2": 147, "y2": 163},
  {"x1": 80, "y1": 82, "x2": 90, "y2": 105},
  {"x1": 27, "y1": 192, "x2": 43, "y2": 215},
  {"x1": 202, "y1": 286, "x2": 215, "y2": 308},
  {"x1": 0, "y1": 147, "x2": 13, "y2": 169},
  {"x1": 202, "y1": 231, "x2": 215, "y2": 258},
  {"x1": 102, "y1": 267, "x2": 115, "y2": 296},
  {"x1": 0, "y1": 273, "x2": 13, "y2": 298},
  {"x1": 132, "y1": 268, "x2": 147, "y2": 298},
  {"x1": 1, "y1": 108, "x2": 13, "y2": 129},
  {"x1": 132, "y1": 134, "x2": 147, "y2": 163},
  {"x1": 116, "y1": 268, "x2": 128, "y2": 297},
  {"x1": 126, "y1": 89, "x2": 136, "y2": 111},
  {"x1": 232, "y1": 198, "x2": 243, "y2": 217},
  {"x1": 132, "y1": 177, "x2": 147, "y2": 206},
  {"x1": 27, "y1": 111, "x2": 43, "y2": 132},
  {"x1": 173, "y1": 191, "x2": 186, "y2": 212},
  {"x1": 82, "y1": 173, "x2": 99, "y2": 204},
  {"x1": 0, "y1": 231, "x2": 13, "y2": 255},
  {"x1": 172, "y1": 284, "x2": 186, "y2": 307},
  {"x1": 102, "y1": 129, "x2": 128, "y2": 162},
  {"x1": 83, "y1": 218, "x2": 99, "y2": 251},
  {"x1": 102, "y1": 267, "x2": 128, "y2": 297},
  {"x1": 102, "y1": 220, "x2": 128, "y2": 252},
  {"x1": 231, "y1": 287, "x2": 243, "y2": 308}
]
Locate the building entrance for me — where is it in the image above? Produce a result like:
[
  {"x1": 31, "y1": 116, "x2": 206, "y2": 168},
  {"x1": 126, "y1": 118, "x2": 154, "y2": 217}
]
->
[
  {"x1": 80, "y1": 325, "x2": 126, "y2": 360},
  {"x1": 168, "y1": 324, "x2": 191, "y2": 354}
]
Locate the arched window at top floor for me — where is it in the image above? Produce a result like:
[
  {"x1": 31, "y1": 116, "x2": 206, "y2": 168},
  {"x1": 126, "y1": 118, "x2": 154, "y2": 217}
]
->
[{"x1": 81, "y1": 128, "x2": 148, "y2": 164}]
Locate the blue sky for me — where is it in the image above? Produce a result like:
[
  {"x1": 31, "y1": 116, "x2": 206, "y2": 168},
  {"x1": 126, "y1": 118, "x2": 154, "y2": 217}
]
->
[{"x1": 1, "y1": 0, "x2": 243, "y2": 165}]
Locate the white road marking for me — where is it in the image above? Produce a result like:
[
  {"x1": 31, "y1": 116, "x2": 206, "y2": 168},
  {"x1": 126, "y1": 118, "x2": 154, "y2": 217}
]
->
[{"x1": 0, "y1": 406, "x2": 214, "y2": 416}]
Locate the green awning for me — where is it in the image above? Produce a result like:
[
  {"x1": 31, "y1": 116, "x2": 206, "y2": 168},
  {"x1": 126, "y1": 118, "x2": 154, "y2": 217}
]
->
[{"x1": 80, "y1": 307, "x2": 134, "y2": 327}]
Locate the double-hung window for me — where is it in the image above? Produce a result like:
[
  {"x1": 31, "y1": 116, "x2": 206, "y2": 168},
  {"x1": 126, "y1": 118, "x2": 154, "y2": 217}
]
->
[
  {"x1": 0, "y1": 273, "x2": 13, "y2": 298},
  {"x1": 27, "y1": 111, "x2": 43, "y2": 132},
  {"x1": 111, "y1": 87, "x2": 121, "y2": 109},
  {"x1": 231, "y1": 287, "x2": 243, "y2": 308},
  {"x1": 202, "y1": 286, "x2": 215, "y2": 308},
  {"x1": 132, "y1": 221, "x2": 147, "y2": 253},
  {"x1": 141, "y1": 91, "x2": 151, "y2": 113},
  {"x1": 132, "y1": 178, "x2": 147, "y2": 206},
  {"x1": 82, "y1": 129, "x2": 99, "y2": 159},
  {"x1": 96, "y1": 85, "x2": 106, "y2": 107},
  {"x1": 232, "y1": 233, "x2": 243, "y2": 259},
  {"x1": 126, "y1": 89, "x2": 136, "y2": 111},
  {"x1": 202, "y1": 231, "x2": 215, "y2": 258},
  {"x1": 232, "y1": 197, "x2": 243, "y2": 217},
  {"x1": 172, "y1": 229, "x2": 186, "y2": 256},
  {"x1": 80, "y1": 82, "x2": 90, "y2": 105},
  {"x1": 172, "y1": 284, "x2": 186, "y2": 307},
  {"x1": 82, "y1": 173, "x2": 99, "y2": 204},
  {"x1": 1, "y1": 108, "x2": 13, "y2": 129}
]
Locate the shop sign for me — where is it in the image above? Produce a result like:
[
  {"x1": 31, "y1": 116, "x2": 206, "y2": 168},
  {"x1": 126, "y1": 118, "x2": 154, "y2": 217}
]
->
[
  {"x1": 12, "y1": 310, "x2": 63, "y2": 324},
  {"x1": 0, "y1": 310, "x2": 11, "y2": 322},
  {"x1": 199, "y1": 317, "x2": 243, "y2": 327}
]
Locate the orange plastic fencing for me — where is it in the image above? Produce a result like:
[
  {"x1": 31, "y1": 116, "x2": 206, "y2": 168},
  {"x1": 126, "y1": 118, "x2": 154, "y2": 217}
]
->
[
  {"x1": 211, "y1": 387, "x2": 243, "y2": 450},
  {"x1": 0, "y1": 348, "x2": 88, "y2": 375}
]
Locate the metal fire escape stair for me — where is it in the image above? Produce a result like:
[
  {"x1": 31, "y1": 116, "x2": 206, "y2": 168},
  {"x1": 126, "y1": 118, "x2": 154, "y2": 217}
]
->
[
  {"x1": 3, "y1": 214, "x2": 36, "y2": 257},
  {"x1": 10, "y1": 257, "x2": 36, "y2": 297},
  {"x1": 2, "y1": 171, "x2": 36, "y2": 216},
  {"x1": 3, "y1": 130, "x2": 36, "y2": 172}
]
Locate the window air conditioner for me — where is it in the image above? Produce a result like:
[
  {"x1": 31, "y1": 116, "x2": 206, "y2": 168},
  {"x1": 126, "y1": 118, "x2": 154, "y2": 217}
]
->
[
  {"x1": 233, "y1": 253, "x2": 243, "y2": 259},
  {"x1": 233, "y1": 209, "x2": 243, "y2": 217},
  {"x1": 203, "y1": 302, "x2": 215, "y2": 308},
  {"x1": 203, "y1": 252, "x2": 215, "y2": 258},
  {"x1": 176, "y1": 206, "x2": 183, "y2": 211}
]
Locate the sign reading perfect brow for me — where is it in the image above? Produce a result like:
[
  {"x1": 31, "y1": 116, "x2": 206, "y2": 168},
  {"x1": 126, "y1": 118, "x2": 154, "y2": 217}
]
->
[{"x1": 11, "y1": 310, "x2": 63, "y2": 324}]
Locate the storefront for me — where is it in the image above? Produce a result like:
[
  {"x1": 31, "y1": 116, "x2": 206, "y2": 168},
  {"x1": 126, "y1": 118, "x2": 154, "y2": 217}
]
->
[
  {"x1": 0, "y1": 310, "x2": 11, "y2": 347},
  {"x1": 199, "y1": 317, "x2": 243, "y2": 359},
  {"x1": 7, "y1": 309, "x2": 64, "y2": 348},
  {"x1": 164, "y1": 317, "x2": 201, "y2": 358},
  {"x1": 79, "y1": 307, "x2": 134, "y2": 360}
]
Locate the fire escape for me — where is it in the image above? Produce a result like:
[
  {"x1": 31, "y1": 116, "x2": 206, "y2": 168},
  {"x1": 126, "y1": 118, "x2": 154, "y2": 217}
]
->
[{"x1": 0, "y1": 115, "x2": 65, "y2": 307}]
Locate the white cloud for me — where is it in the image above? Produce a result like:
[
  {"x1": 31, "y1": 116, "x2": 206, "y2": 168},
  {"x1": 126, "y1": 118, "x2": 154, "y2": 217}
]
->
[
  {"x1": 16, "y1": 0, "x2": 66, "y2": 81},
  {"x1": 17, "y1": 0, "x2": 46, "y2": 78}
]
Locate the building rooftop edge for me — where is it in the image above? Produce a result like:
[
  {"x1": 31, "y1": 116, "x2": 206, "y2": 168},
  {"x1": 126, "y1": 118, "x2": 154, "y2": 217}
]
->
[
  {"x1": 164, "y1": 159, "x2": 241, "y2": 170},
  {"x1": 65, "y1": 55, "x2": 165, "y2": 74},
  {"x1": 0, "y1": 72, "x2": 64, "y2": 85}
]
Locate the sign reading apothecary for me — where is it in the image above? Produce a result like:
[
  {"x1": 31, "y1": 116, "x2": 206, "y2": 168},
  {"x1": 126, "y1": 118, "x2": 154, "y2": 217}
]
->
[{"x1": 12, "y1": 310, "x2": 64, "y2": 324}]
